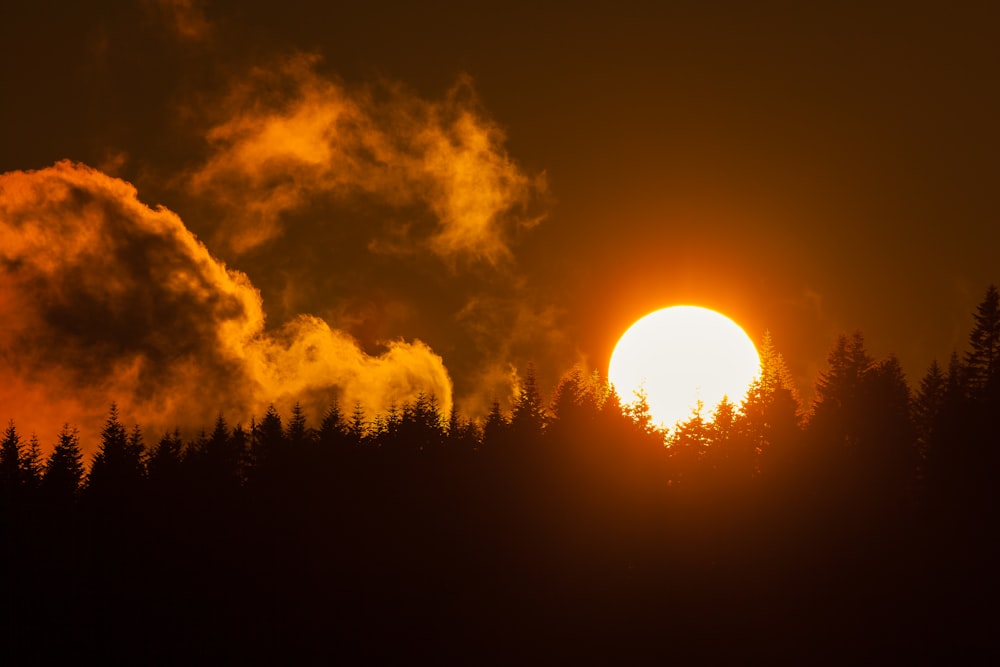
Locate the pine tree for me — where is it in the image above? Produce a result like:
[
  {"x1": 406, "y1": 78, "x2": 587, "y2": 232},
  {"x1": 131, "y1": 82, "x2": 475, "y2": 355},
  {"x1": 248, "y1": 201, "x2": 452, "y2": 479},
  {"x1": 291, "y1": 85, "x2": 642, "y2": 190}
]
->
[
  {"x1": 482, "y1": 398, "x2": 509, "y2": 451},
  {"x1": 195, "y1": 414, "x2": 241, "y2": 492},
  {"x1": 808, "y1": 334, "x2": 916, "y2": 503},
  {"x1": 510, "y1": 363, "x2": 546, "y2": 443},
  {"x1": 348, "y1": 402, "x2": 367, "y2": 444},
  {"x1": 966, "y1": 284, "x2": 1000, "y2": 398},
  {"x1": 42, "y1": 425, "x2": 84, "y2": 506},
  {"x1": 22, "y1": 433, "x2": 44, "y2": 492},
  {"x1": 287, "y1": 402, "x2": 309, "y2": 450},
  {"x1": 668, "y1": 400, "x2": 710, "y2": 483},
  {"x1": 709, "y1": 397, "x2": 737, "y2": 446},
  {"x1": 913, "y1": 360, "x2": 945, "y2": 463},
  {"x1": 738, "y1": 332, "x2": 801, "y2": 478},
  {"x1": 230, "y1": 423, "x2": 250, "y2": 484},
  {"x1": 396, "y1": 392, "x2": 444, "y2": 453},
  {"x1": 813, "y1": 331, "x2": 873, "y2": 423},
  {"x1": 318, "y1": 400, "x2": 350, "y2": 453},
  {"x1": 549, "y1": 367, "x2": 588, "y2": 426},
  {"x1": 127, "y1": 424, "x2": 146, "y2": 471},
  {"x1": 87, "y1": 403, "x2": 145, "y2": 503},
  {"x1": 148, "y1": 429, "x2": 184, "y2": 488},
  {"x1": 0, "y1": 420, "x2": 24, "y2": 506},
  {"x1": 252, "y1": 404, "x2": 286, "y2": 478},
  {"x1": 625, "y1": 387, "x2": 656, "y2": 435}
]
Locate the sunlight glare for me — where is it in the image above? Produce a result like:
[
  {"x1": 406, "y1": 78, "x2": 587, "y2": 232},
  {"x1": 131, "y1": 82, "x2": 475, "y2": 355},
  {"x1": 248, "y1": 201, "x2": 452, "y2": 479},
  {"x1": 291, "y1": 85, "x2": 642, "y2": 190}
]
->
[{"x1": 608, "y1": 306, "x2": 760, "y2": 431}]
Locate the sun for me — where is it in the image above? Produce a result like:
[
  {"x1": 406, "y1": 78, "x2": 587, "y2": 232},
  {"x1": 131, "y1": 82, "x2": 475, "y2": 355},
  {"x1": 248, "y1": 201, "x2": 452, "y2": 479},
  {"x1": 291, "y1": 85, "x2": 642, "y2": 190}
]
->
[{"x1": 608, "y1": 306, "x2": 760, "y2": 431}]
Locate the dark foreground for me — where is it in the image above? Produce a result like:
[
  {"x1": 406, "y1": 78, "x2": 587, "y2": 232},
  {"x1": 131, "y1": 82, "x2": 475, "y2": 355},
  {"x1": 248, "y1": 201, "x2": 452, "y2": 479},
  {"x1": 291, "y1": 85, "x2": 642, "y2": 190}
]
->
[{"x1": 3, "y1": 457, "x2": 997, "y2": 664}]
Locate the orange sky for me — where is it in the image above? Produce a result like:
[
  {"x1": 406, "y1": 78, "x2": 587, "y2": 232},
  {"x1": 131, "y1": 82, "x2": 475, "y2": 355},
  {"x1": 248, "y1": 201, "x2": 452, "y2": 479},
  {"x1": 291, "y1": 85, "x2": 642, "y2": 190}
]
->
[{"x1": 2, "y1": 1, "x2": 999, "y2": 448}]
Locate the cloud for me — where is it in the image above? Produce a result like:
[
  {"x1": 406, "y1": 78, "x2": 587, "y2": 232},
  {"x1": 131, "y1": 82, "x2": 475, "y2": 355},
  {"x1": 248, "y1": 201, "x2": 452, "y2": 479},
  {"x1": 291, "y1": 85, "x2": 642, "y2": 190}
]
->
[
  {"x1": 0, "y1": 162, "x2": 451, "y2": 451},
  {"x1": 453, "y1": 288, "x2": 582, "y2": 416},
  {"x1": 149, "y1": 0, "x2": 211, "y2": 41},
  {"x1": 188, "y1": 54, "x2": 547, "y2": 263}
]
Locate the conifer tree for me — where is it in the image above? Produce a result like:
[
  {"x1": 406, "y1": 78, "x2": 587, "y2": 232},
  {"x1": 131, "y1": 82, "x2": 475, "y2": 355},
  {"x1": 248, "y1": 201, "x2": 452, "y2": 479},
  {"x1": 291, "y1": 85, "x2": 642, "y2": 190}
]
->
[
  {"x1": 287, "y1": 402, "x2": 309, "y2": 450},
  {"x1": 87, "y1": 403, "x2": 145, "y2": 503},
  {"x1": 668, "y1": 401, "x2": 710, "y2": 483},
  {"x1": 318, "y1": 401, "x2": 352, "y2": 456},
  {"x1": 148, "y1": 429, "x2": 184, "y2": 487},
  {"x1": 966, "y1": 284, "x2": 1000, "y2": 398},
  {"x1": 230, "y1": 423, "x2": 250, "y2": 484},
  {"x1": 349, "y1": 402, "x2": 367, "y2": 444},
  {"x1": 197, "y1": 414, "x2": 241, "y2": 491},
  {"x1": 510, "y1": 364, "x2": 546, "y2": 443},
  {"x1": 808, "y1": 334, "x2": 916, "y2": 502},
  {"x1": 42, "y1": 425, "x2": 84, "y2": 506},
  {"x1": 482, "y1": 398, "x2": 509, "y2": 451},
  {"x1": 253, "y1": 404, "x2": 286, "y2": 477},
  {"x1": 812, "y1": 331, "x2": 873, "y2": 423},
  {"x1": 319, "y1": 401, "x2": 345, "y2": 440},
  {"x1": 0, "y1": 420, "x2": 24, "y2": 506},
  {"x1": 913, "y1": 360, "x2": 946, "y2": 461},
  {"x1": 624, "y1": 387, "x2": 656, "y2": 435},
  {"x1": 22, "y1": 433, "x2": 44, "y2": 492}
]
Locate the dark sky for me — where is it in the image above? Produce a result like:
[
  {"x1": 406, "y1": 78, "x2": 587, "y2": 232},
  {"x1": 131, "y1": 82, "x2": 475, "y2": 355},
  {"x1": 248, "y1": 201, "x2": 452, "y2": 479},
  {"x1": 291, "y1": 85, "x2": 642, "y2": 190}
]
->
[{"x1": 2, "y1": 1, "x2": 999, "y2": 441}]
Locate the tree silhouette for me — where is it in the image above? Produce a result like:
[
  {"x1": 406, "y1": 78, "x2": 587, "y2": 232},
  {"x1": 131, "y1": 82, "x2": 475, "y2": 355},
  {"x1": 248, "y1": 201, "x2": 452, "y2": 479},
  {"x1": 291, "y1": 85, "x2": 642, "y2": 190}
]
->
[
  {"x1": 22, "y1": 434, "x2": 43, "y2": 493},
  {"x1": 6, "y1": 290, "x2": 1000, "y2": 662},
  {"x1": 913, "y1": 359, "x2": 945, "y2": 481},
  {"x1": 623, "y1": 386, "x2": 656, "y2": 435},
  {"x1": 668, "y1": 400, "x2": 710, "y2": 484},
  {"x1": 287, "y1": 401, "x2": 310, "y2": 451},
  {"x1": 548, "y1": 366, "x2": 597, "y2": 428},
  {"x1": 86, "y1": 403, "x2": 146, "y2": 507},
  {"x1": 808, "y1": 334, "x2": 916, "y2": 504},
  {"x1": 739, "y1": 331, "x2": 801, "y2": 474},
  {"x1": 252, "y1": 404, "x2": 285, "y2": 479},
  {"x1": 42, "y1": 424, "x2": 85, "y2": 507},
  {"x1": 0, "y1": 420, "x2": 24, "y2": 510},
  {"x1": 965, "y1": 284, "x2": 1000, "y2": 400},
  {"x1": 398, "y1": 392, "x2": 444, "y2": 454},
  {"x1": 482, "y1": 398, "x2": 509, "y2": 452},
  {"x1": 510, "y1": 363, "x2": 547, "y2": 446},
  {"x1": 189, "y1": 414, "x2": 242, "y2": 495},
  {"x1": 148, "y1": 429, "x2": 184, "y2": 487},
  {"x1": 348, "y1": 402, "x2": 367, "y2": 445}
]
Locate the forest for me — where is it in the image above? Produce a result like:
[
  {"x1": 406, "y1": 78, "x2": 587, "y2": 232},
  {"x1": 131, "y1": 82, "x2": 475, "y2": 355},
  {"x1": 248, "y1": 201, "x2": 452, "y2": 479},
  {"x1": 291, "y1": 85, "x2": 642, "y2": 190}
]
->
[{"x1": 2, "y1": 286, "x2": 999, "y2": 662}]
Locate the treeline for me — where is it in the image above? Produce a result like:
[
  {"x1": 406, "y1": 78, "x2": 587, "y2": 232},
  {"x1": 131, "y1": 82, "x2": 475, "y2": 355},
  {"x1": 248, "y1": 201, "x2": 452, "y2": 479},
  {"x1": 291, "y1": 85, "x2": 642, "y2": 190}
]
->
[{"x1": 2, "y1": 286, "x2": 999, "y2": 662}]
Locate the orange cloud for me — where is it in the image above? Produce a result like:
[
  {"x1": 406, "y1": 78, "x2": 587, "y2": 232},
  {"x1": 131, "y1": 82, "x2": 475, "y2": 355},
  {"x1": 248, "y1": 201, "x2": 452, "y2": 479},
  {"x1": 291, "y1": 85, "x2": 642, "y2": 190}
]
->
[
  {"x1": 188, "y1": 54, "x2": 547, "y2": 263},
  {"x1": 150, "y1": 0, "x2": 211, "y2": 41},
  {"x1": 0, "y1": 162, "x2": 451, "y2": 452},
  {"x1": 454, "y1": 288, "x2": 582, "y2": 416}
]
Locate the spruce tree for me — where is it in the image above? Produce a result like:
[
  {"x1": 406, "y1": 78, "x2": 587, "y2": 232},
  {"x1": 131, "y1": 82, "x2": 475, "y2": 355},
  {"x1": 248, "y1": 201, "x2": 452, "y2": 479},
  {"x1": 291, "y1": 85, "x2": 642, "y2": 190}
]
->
[
  {"x1": 22, "y1": 433, "x2": 43, "y2": 492},
  {"x1": 42, "y1": 425, "x2": 85, "y2": 506},
  {"x1": 510, "y1": 364, "x2": 546, "y2": 443},
  {"x1": 738, "y1": 332, "x2": 801, "y2": 479},
  {"x1": 482, "y1": 398, "x2": 509, "y2": 451},
  {"x1": 966, "y1": 284, "x2": 1000, "y2": 398},
  {"x1": 148, "y1": 429, "x2": 184, "y2": 488},
  {"x1": 87, "y1": 403, "x2": 145, "y2": 504},
  {"x1": 348, "y1": 402, "x2": 367, "y2": 445},
  {"x1": 287, "y1": 402, "x2": 309, "y2": 450},
  {"x1": 0, "y1": 420, "x2": 24, "y2": 507},
  {"x1": 913, "y1": 360, "x2": 946, "y2": 461}
]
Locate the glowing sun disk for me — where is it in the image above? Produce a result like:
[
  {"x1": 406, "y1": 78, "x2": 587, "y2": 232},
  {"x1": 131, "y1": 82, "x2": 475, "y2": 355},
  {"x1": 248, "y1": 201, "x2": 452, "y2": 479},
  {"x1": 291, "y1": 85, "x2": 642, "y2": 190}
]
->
[{"x1": 608, "y1": 306, "x2": 760, "y2": 430}]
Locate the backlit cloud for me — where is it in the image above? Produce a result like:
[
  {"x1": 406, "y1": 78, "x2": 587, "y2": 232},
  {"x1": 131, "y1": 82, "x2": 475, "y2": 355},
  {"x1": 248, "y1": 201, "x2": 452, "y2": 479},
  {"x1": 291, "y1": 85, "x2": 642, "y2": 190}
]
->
[
  {"x1": 188, "y1": 54, "x2": 547, "y2": 263},
  {"x1": 150, "y1": 0, "x2": 211, "y2": 41},
  {"x1": 0, "y1": 161, "x2": 451, "y2": 450}
]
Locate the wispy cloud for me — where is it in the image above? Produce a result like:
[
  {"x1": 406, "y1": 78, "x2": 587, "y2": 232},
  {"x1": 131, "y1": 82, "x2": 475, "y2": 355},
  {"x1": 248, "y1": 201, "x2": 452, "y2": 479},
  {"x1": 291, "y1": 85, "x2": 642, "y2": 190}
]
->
[{"x1": 188, "y1": 54, "x2": 547, "y2": 264}]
